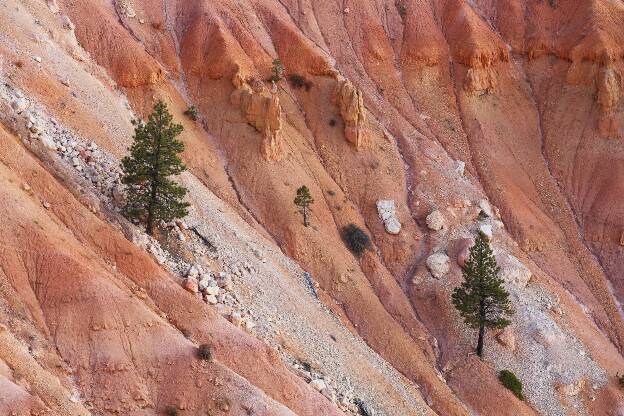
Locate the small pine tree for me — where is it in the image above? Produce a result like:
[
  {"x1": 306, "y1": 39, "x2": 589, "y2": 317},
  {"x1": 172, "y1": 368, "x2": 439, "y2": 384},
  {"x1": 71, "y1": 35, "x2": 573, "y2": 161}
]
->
[
  {"x1": 294, "y1": 186, "x2": 314, "y2": 227},
  {"x1": 121, "y1": 100, "x2": 190, "y2": 235},
  {"x1": 452, "y1": 231, "x2": 513, "y2": 357},
  {"x1": 271, "y1": 58, "x2": 284, "y2": 83}
]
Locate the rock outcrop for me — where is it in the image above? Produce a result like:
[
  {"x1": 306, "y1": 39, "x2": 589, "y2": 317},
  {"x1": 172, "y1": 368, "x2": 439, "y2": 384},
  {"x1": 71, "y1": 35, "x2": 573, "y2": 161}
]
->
[
  {"x1": 333, "y1": 79, "x2": 366, "y2": 148},
  {"x1": 231, "y1": 78, "x2": 284, "y2": 161}
]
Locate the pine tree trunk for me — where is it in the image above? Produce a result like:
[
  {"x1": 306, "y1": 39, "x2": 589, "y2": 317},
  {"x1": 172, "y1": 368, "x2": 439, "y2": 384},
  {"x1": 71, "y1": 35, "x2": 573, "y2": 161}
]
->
[
  {"x1": 476, "y1": 300, "x2": 486, "y2": 357},
  {"x1": 145, "y1": 113, "x2": 163, "y2": 236},
  {"x1": 476, "y1": 322, "x2": 485, "y2": 357},
  {"x1": 303, "y1": 205, "x2": 309, "y2": 227}
]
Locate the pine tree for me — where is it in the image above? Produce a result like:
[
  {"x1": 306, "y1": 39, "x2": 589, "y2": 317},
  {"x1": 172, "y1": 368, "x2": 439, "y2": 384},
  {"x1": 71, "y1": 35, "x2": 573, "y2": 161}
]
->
[
  {"x1": 452, "y1": 231, "x2": 513, "y2": 357},
  {"x1": 121, "y1": 100, "x2": 190, "y2": 235},
  {"x1": 294, "y1": 186, "x2": 314, "y2": 227},
  {"x1": 271, "y1": 58, "x2": 284, "y2": 83}
]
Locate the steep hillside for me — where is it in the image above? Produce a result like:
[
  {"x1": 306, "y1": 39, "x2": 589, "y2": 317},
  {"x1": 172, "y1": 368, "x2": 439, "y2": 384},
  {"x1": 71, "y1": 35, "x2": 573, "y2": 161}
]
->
[{"x1": 0, "y1": 0, "x2": 623, "y2": 415}]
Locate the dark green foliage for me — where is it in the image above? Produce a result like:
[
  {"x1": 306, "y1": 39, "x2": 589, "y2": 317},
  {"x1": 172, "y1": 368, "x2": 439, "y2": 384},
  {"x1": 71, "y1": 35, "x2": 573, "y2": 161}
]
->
[
  {"x1": 294, "y1": 186, "x2": 314, "y2": 227},
  {"x1": 121, "y1": 100, "x2": 190, "y2": 235},
  {"x1": 183, "y1": 105, "x2": 197, "y2": 121},
  {"x1": 287, "y1": 74, "x2": 312, "y2": 91},
  {"x1": 342, "y1": 224, "x2": 371, "y2": 257},
  {"x1": 452, "y1": 231, "x2": 513, "y2": 356},
  {"x1": 499, "y1": 370, "x2": 524, "y2": 400},
  {"x1": 270, "y1": 58, "x2": 285, "y2": 83},
  {"x1": 197, "y1": 344, "x2": 212, "y2": 361},
  {"x1": 164, "y1": 405, "x2": 179, "y2": 416}
]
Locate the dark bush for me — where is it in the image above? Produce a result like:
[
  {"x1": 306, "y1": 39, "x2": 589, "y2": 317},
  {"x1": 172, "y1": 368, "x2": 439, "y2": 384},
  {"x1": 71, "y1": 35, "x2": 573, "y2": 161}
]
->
[
  {"x1": 397, "y1": 4, "x2": 407, "y2": 17},
  {"x1": 499, "y1": 369, "x2": 524, "y2": 400},
  {"x1": 184, "y1": 106, "x2": 198, "y2": 121},
  {"x1": 164, "y1": 405, "x2": 179, "y2": 416},
  {"x1": 342, "y1": 224, "x2": 371, "y2": 257},
  {"x1": 197, "y1": 343, "x2": 212, "y2": 361},
  {"x1": 618, "y1": 373, "x2": 624, "y2": 389},
  {"x1": 287, "y1": 74, "x2": 313, "y2": 91},
  {"x1": 329, "y1": 119, "x2": 337, "y2": 127}
]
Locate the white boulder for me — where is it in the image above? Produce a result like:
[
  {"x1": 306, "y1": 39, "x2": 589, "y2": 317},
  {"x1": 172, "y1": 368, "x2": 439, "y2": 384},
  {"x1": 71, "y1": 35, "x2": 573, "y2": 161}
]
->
[
  {"x1": 426, "y1": 252, "x2": 450, "y2": 278},
  {"x1": 426, "y1": 210, "x2": 445, "y2": 231},
  {"x1": 498, "y1": 253, "x2": 532, "y2": 288},
  {"x1": 376, "y1": 200, "x2": 402, "y2": 235}
]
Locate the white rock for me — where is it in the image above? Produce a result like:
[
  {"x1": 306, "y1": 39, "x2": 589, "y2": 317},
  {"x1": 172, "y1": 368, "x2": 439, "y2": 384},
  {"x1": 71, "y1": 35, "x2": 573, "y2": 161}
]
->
[
  {"x1": 40, "y1": 135, "x2": 57, "y2": 150},
  {"x1": 498, "y1": 253, "x2": 532, "y2": 288},
  {"x1": 187, "y1": 265, "x2": 200, "y2": 278},
  {"x1": 32, "y1": 56, "x2": 42, "y2": 63},
  {"x1": 243, "y1": 318, "x2": 255, "y2": 331},
  {"x1": 479, "y1": 224, "x2": 493, "y2": 239},
  {"x1": 11, "y1": 98, "x2": 29, "y2": 114},
  {"x1": 205, "y1": 294, "x2": 218, "y2": 304},
  {"x1": 310, "y1": 379, "x2": 327, "y2": 392},
  {"x1": 376, "y1": 199, "x2": 402, "y2": 235},
  {"x1": 204, "y1": 286, "x2": 220, "y2": 296},
  {"x1": 454, "y1": 160, "x2": 465, "y2": 176},
  {"x1": 426, "y1": 252, "x2": 450, "y2": 278},
  {"x1": 478, "y1": 199, "x2": 494, "y2": 217},
  {"x1": 425, "y1": 210, "x2": 445, "y2": 231}
]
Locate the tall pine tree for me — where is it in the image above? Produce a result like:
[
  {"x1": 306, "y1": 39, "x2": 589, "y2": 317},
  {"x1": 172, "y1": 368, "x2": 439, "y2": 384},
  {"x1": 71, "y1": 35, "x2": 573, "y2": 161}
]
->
[
  {"x1": 121, "y1": 100, "x2": 190, "y2": 235},
  {"x1": 294, "y1": 186, "x2": 314, "y2": 227},
  {"x1": 452, "y1": 231, "x2": 513, "y2": 357}
]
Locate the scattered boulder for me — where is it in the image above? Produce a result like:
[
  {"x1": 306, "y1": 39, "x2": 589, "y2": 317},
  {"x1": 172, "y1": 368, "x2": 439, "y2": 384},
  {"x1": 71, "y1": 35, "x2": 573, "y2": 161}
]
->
[
  {"x1": 495, "y1": 326, "x2": 516, "y2": 351},
  {"x1": 425, "y1": 210, "x2": 445, "y2": 231},
  {"x1": 204, "y1": 286, "x2": 220, "y2": 296},
  {"x1": 454, "y1": 237, "x2": 474, "y2": 267},
  {"x1": 557, "y1": 379, "x2": 586, "y2": 396},
  {"x1": 229, "y1": 311, "x2": 243, "y2": 327},
  {"x1": 426, "y1": 252, "x2": 450, "y2": 278},
  {"x1": 187, "y1": 265, "x2": 200, "y2": 278},
  {"x1": 498, "y1": 253, "x2": 532, "y2": 288},
  {"x1": 310, "y1": 379, "x2": 327, "y2": 392},
  {"x1": 183, "y1": 278, "x2": 198, "y2": 294},
  {"x1": 376, "y1": 200, "x2": 401, "y2": 235},
  {"x1": 205, "y1": 294, "x2": 218, "y2": 304}
]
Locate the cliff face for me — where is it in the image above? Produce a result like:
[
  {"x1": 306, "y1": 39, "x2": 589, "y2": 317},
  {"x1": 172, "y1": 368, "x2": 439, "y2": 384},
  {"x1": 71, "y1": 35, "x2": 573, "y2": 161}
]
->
[{"x1": 1, "y1": 0, "x2": 624, "y2": 415}]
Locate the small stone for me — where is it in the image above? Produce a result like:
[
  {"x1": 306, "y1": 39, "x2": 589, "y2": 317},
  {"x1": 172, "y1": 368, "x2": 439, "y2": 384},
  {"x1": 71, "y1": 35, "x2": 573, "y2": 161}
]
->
[
  {"x1": 204, "y1": 286, "x2": 220, "y2": 296},
  {"x1": 425, "y1": 210, "x2": 445, "y2": 231},
  {"x1": 11, "y1": 98, "x2": 29, "y2": 114},
  {"x1": 426, "y1": 252, "x2": 450, "y2": 278},
  {"x1": 376, "y1": 199, "x2": 401, "y2": 235},
  {"x1": 61, "y1": 78, "x2": 70, "y2": 87},
  {"x1": 205, "y1": 294, "x2": 218, "y2": 304},
  {"x1": 183, "y1": 278, "x2": 198, "y2": 294},
  {"x1": 495, "y1": 326, "x2": 516, "y2": 351},
  {"x1": 243, "y1": 318, "x2": 255, "y2": 331},
  {"x1": 187, "y1": 265, "x2": 200, "y2": 278},
  {"x1": 310, "y1": 379, "x2": 327, "y2": 392},
  {"x1": 32, "y1": 56, "x2": 42, "y2": 63},
  {"x1": 61, "y1": 15, "x2": 75, "y2": 30},
  {"x1": 42, "y1": 201, "x2": 51, "y2": 209},
  {"x1": 229, "y1": 312, "x2": 243, "y2": 327}
]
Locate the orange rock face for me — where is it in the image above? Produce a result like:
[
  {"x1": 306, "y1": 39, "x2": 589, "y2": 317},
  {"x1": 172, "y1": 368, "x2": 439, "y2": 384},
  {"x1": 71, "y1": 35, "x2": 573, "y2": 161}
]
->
[{"x1": 1, "y1": 0, "x2": 624, "y2": 415}]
